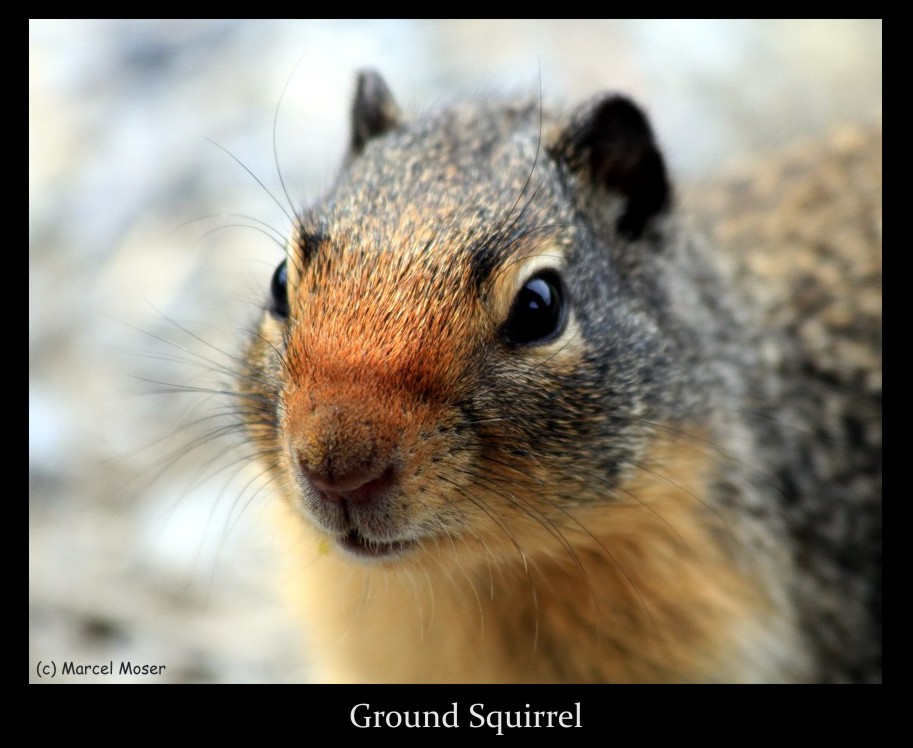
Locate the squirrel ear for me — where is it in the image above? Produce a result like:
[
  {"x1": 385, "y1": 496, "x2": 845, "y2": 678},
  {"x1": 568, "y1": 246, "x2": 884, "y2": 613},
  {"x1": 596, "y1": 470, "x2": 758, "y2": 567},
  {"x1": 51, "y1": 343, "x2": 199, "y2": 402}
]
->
[
  {"x1": 552, "y1": 95, "x2": 671, "y2": 240},
  {"x1": 351, "y1": 70, "x2": 401, "y2": 154}
]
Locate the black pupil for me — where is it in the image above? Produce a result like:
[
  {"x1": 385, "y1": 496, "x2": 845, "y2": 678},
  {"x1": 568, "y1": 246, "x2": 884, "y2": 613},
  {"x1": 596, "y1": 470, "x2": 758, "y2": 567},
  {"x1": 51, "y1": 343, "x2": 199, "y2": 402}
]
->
[
  {"x1": 504, "y1": 272, "x2": 565, "y2": 345},
  {"x1": 270, "y1": 259, "x2": 289, "y2": 319}
]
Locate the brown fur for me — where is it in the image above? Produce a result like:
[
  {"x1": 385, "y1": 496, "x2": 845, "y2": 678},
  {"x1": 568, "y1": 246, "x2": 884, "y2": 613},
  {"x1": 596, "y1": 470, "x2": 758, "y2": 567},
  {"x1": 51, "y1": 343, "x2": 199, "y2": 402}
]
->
[{"x1": 240, "y1": 77, "x2": 880, "y2": 682}]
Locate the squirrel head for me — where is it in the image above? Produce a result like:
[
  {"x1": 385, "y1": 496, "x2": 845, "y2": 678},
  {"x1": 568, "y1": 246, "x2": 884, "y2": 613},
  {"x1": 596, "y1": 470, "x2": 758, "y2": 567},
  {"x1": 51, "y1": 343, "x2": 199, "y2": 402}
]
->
[{"x1": 246, "y1": 71, "x2": 682, "y2": 564}]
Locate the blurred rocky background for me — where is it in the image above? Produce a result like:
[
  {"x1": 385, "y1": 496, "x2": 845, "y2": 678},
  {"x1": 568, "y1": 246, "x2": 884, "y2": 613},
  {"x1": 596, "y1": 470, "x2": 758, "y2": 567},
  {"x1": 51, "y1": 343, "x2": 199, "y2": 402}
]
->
[{"x1": 29, "y1": 19, "x2": 881, "y2": 683}]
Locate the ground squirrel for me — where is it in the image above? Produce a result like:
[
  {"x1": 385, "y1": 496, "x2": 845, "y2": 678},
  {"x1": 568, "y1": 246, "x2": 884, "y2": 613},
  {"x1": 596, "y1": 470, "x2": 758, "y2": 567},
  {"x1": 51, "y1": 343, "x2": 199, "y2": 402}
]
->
[{"x1": 238, "y1": 71, "x2": 881, "y2": 683}]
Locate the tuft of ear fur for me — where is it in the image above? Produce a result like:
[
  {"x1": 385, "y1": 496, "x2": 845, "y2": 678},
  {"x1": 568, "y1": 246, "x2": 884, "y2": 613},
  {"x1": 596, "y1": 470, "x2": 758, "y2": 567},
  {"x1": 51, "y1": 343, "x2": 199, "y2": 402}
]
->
[
  {"x1": 551, "y1": 95, "x2": 671, "y2": 240},
  {"x1": 351, "y1": 70, "x2": 401, "y2": 154}
]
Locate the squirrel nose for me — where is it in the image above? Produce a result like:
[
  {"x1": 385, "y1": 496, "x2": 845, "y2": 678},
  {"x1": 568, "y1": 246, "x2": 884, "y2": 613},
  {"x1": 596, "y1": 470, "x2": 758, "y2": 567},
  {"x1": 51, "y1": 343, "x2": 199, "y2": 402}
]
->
[
  {"x1": 301, "y1": 462, "x2": 395, "y2": 505},
  {"x1": 291, "y1": 404, "x2": 397, "y2": 506}
]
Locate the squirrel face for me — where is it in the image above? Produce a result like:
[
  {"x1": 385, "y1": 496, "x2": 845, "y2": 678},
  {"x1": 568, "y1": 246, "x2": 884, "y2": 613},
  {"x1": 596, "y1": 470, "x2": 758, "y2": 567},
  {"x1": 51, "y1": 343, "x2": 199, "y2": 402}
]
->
[{"x1": 245, "y1": 72, "x2": 679, "y2": 565}]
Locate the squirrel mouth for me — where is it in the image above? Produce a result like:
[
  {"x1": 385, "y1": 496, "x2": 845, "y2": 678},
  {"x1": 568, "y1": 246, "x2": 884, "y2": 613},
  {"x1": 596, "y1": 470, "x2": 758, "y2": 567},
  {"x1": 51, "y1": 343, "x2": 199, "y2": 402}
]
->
[{"x1": 338, "y1": 529, "x2": 418, "y2": 560}]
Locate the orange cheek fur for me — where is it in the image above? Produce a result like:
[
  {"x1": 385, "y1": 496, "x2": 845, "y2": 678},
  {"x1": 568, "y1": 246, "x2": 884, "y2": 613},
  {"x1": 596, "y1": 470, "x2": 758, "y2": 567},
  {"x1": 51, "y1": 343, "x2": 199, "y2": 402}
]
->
[{"x1": 276, "y1": 248, "x2": 483, "y2": 531}]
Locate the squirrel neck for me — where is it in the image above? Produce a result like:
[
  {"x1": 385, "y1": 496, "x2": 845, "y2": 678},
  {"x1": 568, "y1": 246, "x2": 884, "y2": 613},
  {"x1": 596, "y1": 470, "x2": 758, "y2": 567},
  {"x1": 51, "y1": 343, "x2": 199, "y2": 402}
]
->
[{"x1": 280, "y1": 431, "x2": 811, "y2": 683}]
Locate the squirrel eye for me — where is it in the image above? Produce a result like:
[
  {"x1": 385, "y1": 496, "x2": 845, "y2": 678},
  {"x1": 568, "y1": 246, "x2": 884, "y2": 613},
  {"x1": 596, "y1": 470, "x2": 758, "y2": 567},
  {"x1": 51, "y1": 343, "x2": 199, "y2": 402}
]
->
[
  {"x1": 503, "y1": 271, "x2": 567, "y2": 345},
  {"x1": 269, "y1": 259, "x2": 290, "y2": 319}
]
